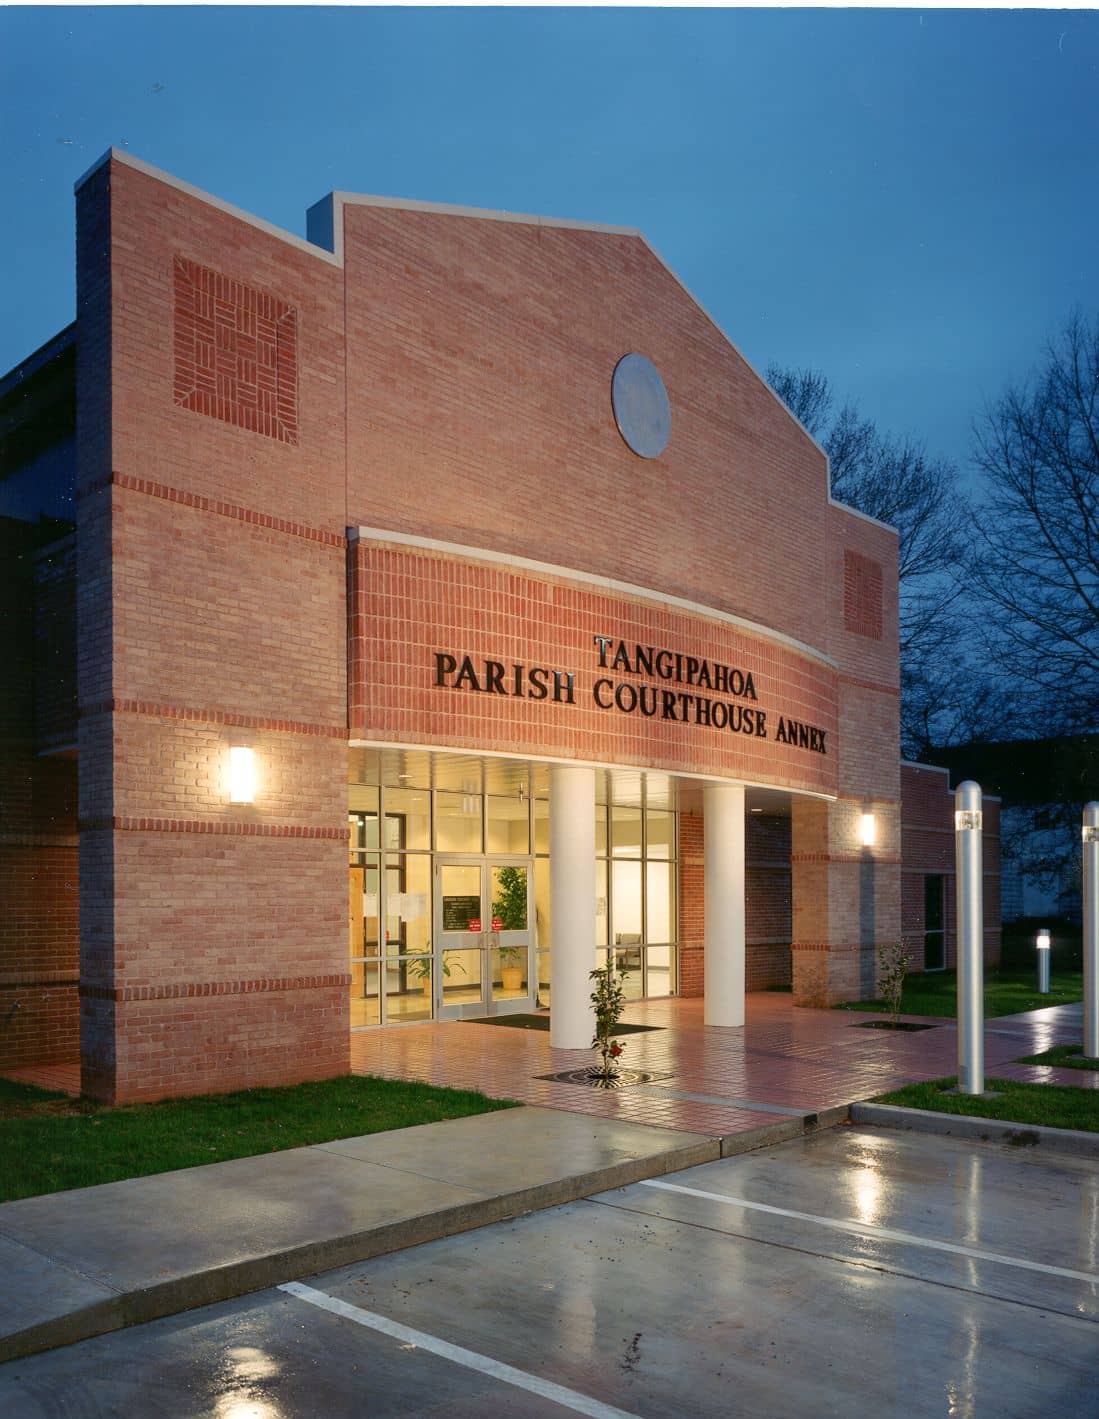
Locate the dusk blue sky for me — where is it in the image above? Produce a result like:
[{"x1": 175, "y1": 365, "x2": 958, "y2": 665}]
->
[{"x1": 2, "y1": 7, "x2": 1097, "y2": 477}]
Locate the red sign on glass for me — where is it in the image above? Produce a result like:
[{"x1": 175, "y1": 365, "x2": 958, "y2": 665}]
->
[
  {"x1": 469, "y1": 919, "x2": 481, "y2": 932},
  {"x1": 491, "y1": 917, "x2": 503, "y2": 931}
]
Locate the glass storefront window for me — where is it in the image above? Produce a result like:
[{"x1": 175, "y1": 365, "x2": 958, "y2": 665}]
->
[
  {"x1": 536, "y1": 950, "x2": 551, "y2": 1009},
  {"x1": 435, "y1": 791, "x2": 483, "y2": 853},
  {"x1": 595, "y1": 803, "x2": 608, "y2": 857},
  {"x1": 385, "y1": 854, "x2": 431, "y2": 956},
  {"x1": 597, "y1": 947, "x2": 643, "y2": 1000},
  {"x1": 595, "y1": 858, "x2": 608, "y2": 946},
  {"x1": 646, "y1": 860, "x2": 676, "y2": 943},
  {"x1": 348, "y1": 855, "x2": 381, "y2": 956},
  {"x1": 386, "y1": 959, "x2": 431, "y2": 1023},
  {"x1": 349, "y1": 784, "x2": 379, "y2": 819},
  {"x1": 383, "y1": 788, "x2": 431, "y2": 851},
  {"x1": 490, "y1": 864, "x2": 529, "y2": 931},
  {"x1": 611, "y1": 860, "x2": 642, "y2": 943},
  {"x1": 350, "y1": 764, "x2": 678, "y2": 1023},
  {"x1": 487, "y1": 795, "x2": 530, "y2": 854},
  {"x1": 349, "y1": 959, "x2": 380, "y2": 1028},
  {"x1": 534, "y1": 857, "x2": 551, "y2": 950},
  {"x1": 646, "y1": 809, "x2": 674, "y2": 859},
  {"x1": 647, "y1": 944, "x2": 673, "y2": 997},
  {"x1": 611, "y1": 805, "x2": 642, "y2": 858},
  {"x1": 533, "y1": 797, "x2": 549, "y2": 854},
  {"x1": 439, "y1": 862, "x2": 481, "y2": 930}
]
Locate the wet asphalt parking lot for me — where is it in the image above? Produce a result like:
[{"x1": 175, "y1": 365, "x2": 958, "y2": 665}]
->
[{"x1": 1, "y1": 1124, "x2": 1097, "y2": 1419}]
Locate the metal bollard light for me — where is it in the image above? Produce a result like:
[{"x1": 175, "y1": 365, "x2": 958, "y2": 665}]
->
[
  {"x1": 955, "y1": 781, "x2": 984, "y2": 1095},
  {"x1": 1035, "y1": 927, "x2": 1051, "y2": 995},
  {"x1": 1084, "y1": 803, "x2": 1099, "y2": 1061}
]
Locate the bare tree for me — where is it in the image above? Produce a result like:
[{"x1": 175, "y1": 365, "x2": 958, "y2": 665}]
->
[
  {"x1": 766, "y1": 364, "x2": 969, "y2": 755},
  {"x1": 969, "y1": 314, "x2": 1099, "y2": 734}
]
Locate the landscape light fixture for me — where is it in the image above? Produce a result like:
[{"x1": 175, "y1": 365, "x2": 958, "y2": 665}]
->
[
  {"x1": 1036, "y1": 926, "x2": 1051, "y2": 994},
  {"x1": 954, "y1": 781, "x2": 985, "y2": 1095},
  {"x1": 228, "y1": 746, "x2": 256, "y2": 804},
  {"x1": 1084, "y1": 803, "x2": 1099, "y2": 1059},
  {"x1": 859, "y1": 813, "x2": 876, "y2": 848}
]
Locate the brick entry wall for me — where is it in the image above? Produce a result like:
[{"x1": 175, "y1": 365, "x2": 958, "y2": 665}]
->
[
  {"x1": 901, "y1": 762, "x2": 1001, "y2": 971},
  {"x1": 75, "y1": 161, "x2": 350, "y2": 1103},
  {"x1": 678, "y1": 810, "x2": 793, "y2": 998}
]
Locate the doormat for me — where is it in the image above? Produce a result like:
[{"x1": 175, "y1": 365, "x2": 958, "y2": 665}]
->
[
  {"x1": 536, "y1": 1068, "x2": 674, "y2": 1090},
  {"x1": 852, "y1": 1020, "x2": 936, "y2": 1032},
  {"x1": 463, "y1": 1014, "x2": 662, "y2": 1035}
]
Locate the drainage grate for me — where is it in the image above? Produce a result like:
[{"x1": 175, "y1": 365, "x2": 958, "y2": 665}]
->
[{"x1": 536, "y1": 1068, "x2": 674, "y2": 1090}]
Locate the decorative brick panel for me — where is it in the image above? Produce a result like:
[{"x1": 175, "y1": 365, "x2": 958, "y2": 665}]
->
[
  {"x1": 843, "y1": 549, "x2": 883, "y2": 639},
  {"x1": 173, "y1": 256, "x2": 298, "y2": 444}
]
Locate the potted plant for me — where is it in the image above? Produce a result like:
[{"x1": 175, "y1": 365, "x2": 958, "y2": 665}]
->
[
  {"x1": 499, "y1": 945, "x2": 524, "y2": 993},
  {"x1": 409, "y1": 946, "x2": 466, "y2": 999}
]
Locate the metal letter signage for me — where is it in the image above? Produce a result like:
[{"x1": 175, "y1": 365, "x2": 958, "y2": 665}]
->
[{"x1": 432, "y1": 634, "x2": 829, "y2": 756}]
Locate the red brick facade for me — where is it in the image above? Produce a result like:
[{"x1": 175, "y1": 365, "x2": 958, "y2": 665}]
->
[
  {"x1": 1, "y1": 150, "x2": 976, "y2": 1099},
  {"x1": 900, "y1": 762, "x2": 1001, "y2": 972}
]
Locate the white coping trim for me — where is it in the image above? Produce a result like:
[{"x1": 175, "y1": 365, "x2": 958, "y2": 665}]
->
[
  {"x1": 901, "y1": 759, "x2": 951, "y2": 776},
  {"x1": 73, "y1": 149, "x2": 341, "y2": 267},
  {"x1": 350, "y1": 524, "x2": 839, "y2": 670},
  {"x1": 325, "y1": 189, "x2": 639, "y2": 250},
  {"x1": 828, "y1": 494, "x2": 899, "y2": 537},
  {"x1": 70, "y1": 151, "x2": 863, "y2": 520},
  {"x1": 348, "y1": 737, "x2": 837, "y2": 804},
  {"x1": 901, "y1": 759, "x2": 1002, "y2": 803}
]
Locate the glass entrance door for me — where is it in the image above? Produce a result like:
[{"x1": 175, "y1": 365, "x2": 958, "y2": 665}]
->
[{"x1": 435, "y1": 858, "x2": 534, "y2": 1018}]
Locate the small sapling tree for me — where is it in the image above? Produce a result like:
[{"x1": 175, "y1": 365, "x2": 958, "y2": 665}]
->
[
  {"x1": 878, "y1": 943, "x2": 911, "y2": 1026},
  {"x1": 589, "y1": 955, "x2": 629, "y2": 1083}
]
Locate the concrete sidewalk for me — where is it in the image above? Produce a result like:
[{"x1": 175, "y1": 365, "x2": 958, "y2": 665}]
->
[{"x1": 0, "y1": 1102, "x2": 838, "y2": 1366}]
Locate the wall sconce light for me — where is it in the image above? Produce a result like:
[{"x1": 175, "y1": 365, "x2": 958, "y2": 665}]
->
[
  {"x1": 859, "y1": 813, "x2": 876, "y2": 848},
  {"x1": 229, "y1": 746, "x2": 256, "y2": 804}
]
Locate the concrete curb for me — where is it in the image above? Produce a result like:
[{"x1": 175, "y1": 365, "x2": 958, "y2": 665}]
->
[
  {"x1": 1, "y1": 1136, "x2": 723, "y2": 1366},
  {"x1": 850, "y1": 1102, "x2": 1099, "y2": 1159},
  {"x1": 0, "y1": 1106, "x2": 850, "y2": 1366},
  {"x1": 720, "y1": 1103, "x2": 851, "y2": 1157}
]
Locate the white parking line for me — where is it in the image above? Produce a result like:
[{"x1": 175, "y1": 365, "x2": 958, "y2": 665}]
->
[
  {"x1": 637, "y1": 1180, "x2": 1099, "y2": 1286},
  {"x1": 279, "y1": 1281, "x2": 643, "y2": 1419}
]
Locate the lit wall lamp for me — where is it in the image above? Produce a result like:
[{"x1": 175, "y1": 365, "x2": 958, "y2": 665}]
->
[
  {"x1": 859, "y1": 813, "x2": 876, "y2": 848},
  {"x1": 1036, "y1": 926, "x2": 1051, "y2": 994},
  {"x1": 229, "y1": 746, "x2": 257, "y2": 804}
]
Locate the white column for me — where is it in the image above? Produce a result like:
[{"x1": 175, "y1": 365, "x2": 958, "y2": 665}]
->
[
  {"x1": 704, "y1": 782, "x2": 746, "y2": 1027},
  {"x1": 549, "y1": 764, "x2": 596, "y2": 1050}
]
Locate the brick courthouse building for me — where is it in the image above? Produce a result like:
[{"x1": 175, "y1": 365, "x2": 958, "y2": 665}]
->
[{"x1": 1, "y1": 152, "x2": 999, "y2": 1103}]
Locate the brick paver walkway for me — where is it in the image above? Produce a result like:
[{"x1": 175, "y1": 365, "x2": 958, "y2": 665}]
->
[
  {"x1": 5, "y1": 998, "x2": 1089, "y2": 1121},
  {"x1": 349, "y1": 994, "x2": 1090, "y2": 1136}
]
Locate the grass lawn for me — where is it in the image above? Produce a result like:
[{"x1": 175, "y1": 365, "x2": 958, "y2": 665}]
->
[
  {"x1": 1013, "y1": 1044, "x2": 1099, "y2": 1071},
  {"x1": 0, "y1": 1074, "x2": 517, "y2": 1204},
  {"x1": 873, "y1": 1076, "x2": 1099, "y2": 1133},
  {"x1": 837, "y1": 968, "x2": 1083, "y2": 1019}
]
